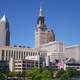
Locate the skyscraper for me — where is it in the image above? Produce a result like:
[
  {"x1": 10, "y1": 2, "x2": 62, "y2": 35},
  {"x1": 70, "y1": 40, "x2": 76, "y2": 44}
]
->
[
  {"x1": 0, "y1": 15, "x2": 10, "y2": 46},
  {"x1": 35, "y1": 6, "x2": 55, "y2": 48}
]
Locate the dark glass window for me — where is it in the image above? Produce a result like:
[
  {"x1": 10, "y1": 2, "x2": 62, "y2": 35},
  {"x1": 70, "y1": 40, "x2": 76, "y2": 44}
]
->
[{"x1": 2, "y1": 50, "x2": 4, "y2": 60}]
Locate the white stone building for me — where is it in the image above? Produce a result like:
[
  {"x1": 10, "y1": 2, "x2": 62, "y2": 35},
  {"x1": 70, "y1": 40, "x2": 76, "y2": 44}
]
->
[
  {"x1": 41, "y1": 41, "x2": 67, "y2": 62},
  {"x1": 65, "y1": 44, "x2": 80, "y2": 62},
  {"x1": 0, "y1": 46, "x2": 47, "y2": 61}
]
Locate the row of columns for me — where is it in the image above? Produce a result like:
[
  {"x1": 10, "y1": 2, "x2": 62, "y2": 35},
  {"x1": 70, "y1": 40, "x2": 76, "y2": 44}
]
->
[{"x1": 1, "y1": 50, "x2": 40, "y2": 61}]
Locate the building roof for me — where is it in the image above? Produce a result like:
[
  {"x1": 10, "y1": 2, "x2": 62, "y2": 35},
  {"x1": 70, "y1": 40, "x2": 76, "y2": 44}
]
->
[{"x1": 0, "y1": 15, "x2": 8, "y2": 22}]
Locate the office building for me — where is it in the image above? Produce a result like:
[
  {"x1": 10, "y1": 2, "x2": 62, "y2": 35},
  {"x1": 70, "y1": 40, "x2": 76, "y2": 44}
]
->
[{"x1": 0, "y1": 15, "x2": 10, "y2": 46}]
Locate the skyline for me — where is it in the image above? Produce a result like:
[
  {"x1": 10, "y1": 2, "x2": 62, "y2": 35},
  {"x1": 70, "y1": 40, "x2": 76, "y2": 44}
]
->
[{"x1": 0, "y1": 0, "x2": 80, "y2": 47}]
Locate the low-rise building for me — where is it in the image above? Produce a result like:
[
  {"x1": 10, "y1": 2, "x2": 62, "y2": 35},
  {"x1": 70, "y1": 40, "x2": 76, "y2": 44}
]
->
[
  {"x1": 0, "y1": 46, "x2": 47, "y2": 61},
  {"x1": 65, "y1": 44, "x2": 80, "y2": 62},
  {"x1": 41, "y1": 41, "x2": 67, "y2": 62},
  {"x1": 9, "y1": 55, "x2": 45, "y2": 72}
]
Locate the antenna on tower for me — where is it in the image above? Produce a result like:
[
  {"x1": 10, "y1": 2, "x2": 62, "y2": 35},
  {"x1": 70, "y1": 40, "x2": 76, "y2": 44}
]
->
[{"x1": 39, "y1": 1, "x2": 44, "y2": 16}]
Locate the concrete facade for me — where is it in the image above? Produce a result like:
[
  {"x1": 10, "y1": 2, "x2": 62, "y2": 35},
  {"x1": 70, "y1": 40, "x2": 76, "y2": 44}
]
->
[
  {"x1": 41, "y1": 41, "x2": 67, "y2": 62},
  {"x1": 65, "y1": 45, "x2": 80, "y2": 62},
  {"x1": 0, "y1": 46, "x2": 47, "y2": 61},
  {"x1": 41, "y1": 41, "x2": 80, "y2": 62}
]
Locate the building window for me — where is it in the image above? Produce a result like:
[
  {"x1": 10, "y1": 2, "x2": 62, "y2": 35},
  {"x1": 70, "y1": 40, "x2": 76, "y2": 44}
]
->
[
  {"x1": 19, "y1": 51, "x2": 21, "y2": 59},
  {"x1": 23, "y1": 61, "x2": 26, "y2": 63},
  {"x1": 11, "y1": 50, "x2": 13, "y2": 58},
  {"x1": 9, "y1": 50, "x2": 10, "y2": 60},
  {"x1": 18, "y1": 65, "x2": 21, "y2": 67},
  {"x1": 14, "y1": 68, "x2": 17, "y2": 70},
  {"x1": 28, "y1": 52, "x2": 30, "y2": 56},
  {"x1": 18, "y1": 61, "x2": 21, "y2": 63},
  {"x1": 14, "y1": 51, "x2": 15, "y2": 59},
  {"x1": 33, "y1": 52, "x2": 35, "y2": 56},
  {"x1": 2, "y1": 50, "x2": 4, "y2": 60},
  {"x1": 16, "y1": 51, "x2": 18, "y2": 59},
  {"x1": 6, "y1": 50, "x2": 8, "y2": 60},
  {"x1": 21, "y1": 51, "x2": 23, "y2": 59},
  {"x1": 26, "y1": 52, "x2": 28, "y2": 56},
  {"x1": 22, "y1": 64, "x2": 26, "y2": 67},
  {"x1": 24, "y1": 52, "x2": 25, "y2": 59},
  {"x1": 36, "y1": 52, "x2": 37, "y2": 55},
  {"x1": 18, "y1": 68, "x2": 21, "y2": 70},
  {"x1": 15, "y1": 61, "x2": 18, "y2": 63},
  {"x1": 31, "y1": 52, "x2": 32, "y2": 56},
  {"x1": 14, "y1": 65, "x2": 17, "y2": 67}
]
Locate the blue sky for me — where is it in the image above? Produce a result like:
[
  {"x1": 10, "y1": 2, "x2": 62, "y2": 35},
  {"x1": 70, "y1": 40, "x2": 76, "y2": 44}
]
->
[{"x1": 0, "y1": 0, "x2": 80, "y2": 47}]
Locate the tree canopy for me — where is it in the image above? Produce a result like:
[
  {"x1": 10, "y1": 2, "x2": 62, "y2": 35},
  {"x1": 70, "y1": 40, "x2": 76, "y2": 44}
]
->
[{"x1": 25, "y1": 68, "x2": 52, "y2": 80}]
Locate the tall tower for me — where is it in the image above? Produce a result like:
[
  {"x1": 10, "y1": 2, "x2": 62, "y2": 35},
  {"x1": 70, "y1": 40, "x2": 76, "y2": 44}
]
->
[
  {"x1": 35, "y1": 6, "x2": 55, "y2": 48},
  {"x1": 0, "y1": 15, "x2": 10, "y2": 46}
]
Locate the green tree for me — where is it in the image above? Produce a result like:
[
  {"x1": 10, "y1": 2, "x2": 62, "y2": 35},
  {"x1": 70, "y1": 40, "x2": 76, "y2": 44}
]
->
[
  {"x1": 35, "y1": 68, "x2": 52, "y2": 80},
  {"x1": 59, "y1": 72, "x2": 70, "y2": 80},
  {"x1": 26, "y1": 68, "x2": 52, "y2": 80},
  {"x1": 57, "y1": 68, "x2": 65, "y2": 78},
  {"x1": 17, "y1": 72, "x2": 23, "y2": 80},
  {"x1": 66, "y1": 67, "x2": 77, "y2": 77},
  {"x1": 7, "y1": 71, "x2": 17, "y2": 77},
  {"x1": 26, "y1": 68, "x2": 39, "y2": 80},
  {"x1": 0, "y1": 72, "x2": 6, "y2": 80},
  {"x1": 58, "y1": 67, "x2": 78, "y2": 80},
  {"x1": 40, "y1": 68, "x2": 52, "y2": 80}
]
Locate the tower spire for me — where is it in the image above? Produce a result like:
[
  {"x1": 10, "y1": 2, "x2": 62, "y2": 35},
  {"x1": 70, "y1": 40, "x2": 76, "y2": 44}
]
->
[
  {"x1": 37, "y1": 5, "x2": 45, "y2": 25},
  {"x1": 39, "y1": 5, "x2": 43, "y2": 16}
]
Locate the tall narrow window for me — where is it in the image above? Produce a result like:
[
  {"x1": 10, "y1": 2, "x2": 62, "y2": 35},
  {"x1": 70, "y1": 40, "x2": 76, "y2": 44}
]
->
[
  {"x1": 14, "y1": 51, "x2": 15, "y2": 60},
  {"x1": 16, "y1": 51, "x2": 18, "y2": 59},
  {"x1": 6, "y1": 50, "x2": 8, "y2": 60},
  {"x1": 26, "y1": 52, "x2": 28, "y2": 56},
  {"x1": 9, "y1": 50, "x2": 10, "y2": 60},
  {"x1": 21, "y1": 51, "x2": 23, "y2": 59},
  {"x1": 19, "y1": 51, "x2": 21, "y2": 59},
  {"x1": 24, "y1": 52, "x2": 25, "y2": 59},
  {"x1": 2, "y1": 50, "x2": 4, "y2": 60},
  {"x1": 11, "y1": 50, "x2": 13, "y2": 58}
]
